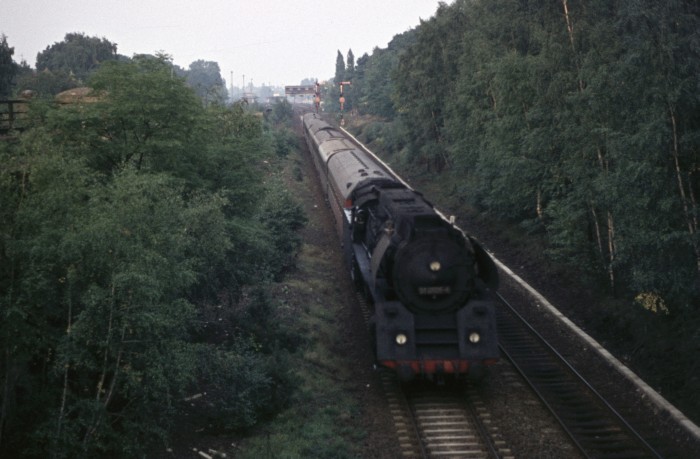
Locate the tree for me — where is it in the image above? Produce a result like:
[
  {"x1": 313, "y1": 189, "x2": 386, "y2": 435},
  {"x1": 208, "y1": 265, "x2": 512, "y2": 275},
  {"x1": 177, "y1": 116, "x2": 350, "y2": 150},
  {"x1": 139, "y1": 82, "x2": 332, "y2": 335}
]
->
[
  {"x1": 0, "y1": 34, "x2": 18, "y2": 97},
  {"x1": 394, "y1": 2, "x2": 468, "y2": 171},
  {"x1": 36, "y1": 33, "x2": 118, "y2": 83},
  {"x1": 268, "y1": 98, "x2": 294, "y2": 126},
  {"x1": 342, "y1": 29, "x2": 416, "y2": 119},
  {"x1": 323, "y1": 50, "x2": 346, "y2": 112},
  {"x1": 356, "y1": 0, "x2": 699, "y2": 307},
  {"x1": 1, "y1": 49, "x2": 304, "y2": 456},
  {"x1": 603, "y1": 0, "x2": 700, "y2": 299},
  {"x1": 361, "y1": 47, "x2": 396, "y2": 118},
  {"x1": 14, "y1": 68, "x2": 79, "y2": 98},
  {"x1": 334, "y1": 0, "x2": 700, "y2": 424},
  {"x1": 345, "y1": 49, "x2": 355, "y2": 80},
  {"x1": 334, "y1": 50, "x2": 345, "y2": 84},
  {"x1": 352, "y1": 53, "x2": 369, "y2": 112},
  {"x1": 47, "y1": 55, "x2": 205, "y2": 177},
  {"x1": 0, "y1": 137, "x2": 100, "y2": 454},
  {"x1": 342, "y1": 49, "x2": 356, "y2": 111},
  {"x1": 186, "y1": 59, "x2": 227, "y2": 105},
  {"x1": 46, "y1": 171, "x2": 205, "y2": 455},
  {"x1": 0, "y1": 143, "x2": 219, "y2": 454}
]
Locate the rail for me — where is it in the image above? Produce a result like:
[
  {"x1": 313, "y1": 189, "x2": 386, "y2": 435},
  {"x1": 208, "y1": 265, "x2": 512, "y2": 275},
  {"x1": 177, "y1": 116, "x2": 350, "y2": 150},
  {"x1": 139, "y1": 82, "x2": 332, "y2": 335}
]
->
[{"x1": 496, "y1": 293, "x2": 663, "y2": 458}]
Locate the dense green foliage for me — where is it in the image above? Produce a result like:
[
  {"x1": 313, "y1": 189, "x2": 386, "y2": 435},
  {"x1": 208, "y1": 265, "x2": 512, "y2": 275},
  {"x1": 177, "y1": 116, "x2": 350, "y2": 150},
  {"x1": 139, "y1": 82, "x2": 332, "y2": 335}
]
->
[
  {"x1": 0, "y1": 34, "x2": 19, "y2": 98},
  {"x1": 1, "y1": 33, "x2": 228, "y2": 103},
  {"x1": 187, "y1": 59, "x2": 228, "y2": 105},
  {"x1": 339, "y1": 0, "x2": 700, "y2": 419},
  {"x1": 36, "y1": 33, "x2": 119, "y2": 83},
  {"x1": 344, "y1": 0, "x2": 700, "y2": 311},
  {"x1": 0, "y1": 56, "x2": 305, "y2": 456}
]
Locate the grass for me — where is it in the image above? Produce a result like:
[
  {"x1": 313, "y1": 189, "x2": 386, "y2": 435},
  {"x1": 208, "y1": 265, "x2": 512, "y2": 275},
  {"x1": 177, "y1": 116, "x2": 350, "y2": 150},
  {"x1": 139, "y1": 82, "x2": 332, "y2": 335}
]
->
[{"x1": 232, "y1": 138, "x2": 367, "y2": 458}]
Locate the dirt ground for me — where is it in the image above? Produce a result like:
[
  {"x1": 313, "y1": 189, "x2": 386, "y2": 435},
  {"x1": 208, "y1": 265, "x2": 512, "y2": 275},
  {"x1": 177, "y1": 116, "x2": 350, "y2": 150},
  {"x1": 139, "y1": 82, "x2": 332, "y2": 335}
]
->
[
  {"x1": 266, "y1": 123, "x2": 402, "y2": 457},
  {"x1": 291, "y1": 140, "x2": 402, "y2": 458}
]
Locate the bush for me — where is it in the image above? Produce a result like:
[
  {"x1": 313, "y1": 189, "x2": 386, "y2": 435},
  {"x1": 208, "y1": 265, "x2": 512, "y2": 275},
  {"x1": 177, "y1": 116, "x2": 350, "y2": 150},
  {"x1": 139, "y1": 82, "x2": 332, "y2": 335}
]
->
[
  {"x1": 196, "y1": 345, "x2": 281, "y2": 430},
  {"x1": 271, "y1": 127, "x2": 299, "y2": 157},
  {"x1": 255, "y1": 184, "x2": 307, "y2": 280}
]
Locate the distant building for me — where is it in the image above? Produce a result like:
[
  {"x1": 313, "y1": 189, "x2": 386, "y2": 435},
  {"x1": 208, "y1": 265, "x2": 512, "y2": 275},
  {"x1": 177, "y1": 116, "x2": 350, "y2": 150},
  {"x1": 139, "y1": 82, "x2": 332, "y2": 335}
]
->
[
  {"x1": 241, "y1": 92, "x2": 257, "y2": 104},
  {"x1": 267, "y1": 95, "x2": 286, "y2": 104}
]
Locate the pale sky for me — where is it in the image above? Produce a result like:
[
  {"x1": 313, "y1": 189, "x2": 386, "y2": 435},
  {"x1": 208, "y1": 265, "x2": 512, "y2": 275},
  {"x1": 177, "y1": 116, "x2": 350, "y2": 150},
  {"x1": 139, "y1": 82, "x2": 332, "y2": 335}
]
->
[{"x1": 2, "y1": 0, "x2": 448, "y2": 87}]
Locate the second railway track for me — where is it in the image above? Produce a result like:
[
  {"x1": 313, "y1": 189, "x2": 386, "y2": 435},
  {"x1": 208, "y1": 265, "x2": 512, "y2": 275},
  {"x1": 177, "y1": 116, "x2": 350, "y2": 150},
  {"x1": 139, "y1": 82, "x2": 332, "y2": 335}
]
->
[{"x1": 496, "y1": 293, "x2": 663, "y2": 459}]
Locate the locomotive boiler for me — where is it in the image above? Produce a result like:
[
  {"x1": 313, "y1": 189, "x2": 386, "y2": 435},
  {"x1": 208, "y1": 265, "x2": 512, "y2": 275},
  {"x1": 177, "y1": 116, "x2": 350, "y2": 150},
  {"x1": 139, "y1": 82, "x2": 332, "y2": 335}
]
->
[{"x1": 302, "y1": 112, "x2": 499, "y2": 381}]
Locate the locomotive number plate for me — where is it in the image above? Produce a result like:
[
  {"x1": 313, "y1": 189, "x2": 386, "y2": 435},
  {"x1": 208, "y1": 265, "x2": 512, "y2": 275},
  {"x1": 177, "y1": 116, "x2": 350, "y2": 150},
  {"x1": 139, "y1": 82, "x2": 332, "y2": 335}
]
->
[{"x1": 418, "y1": 286, "x2": 451, "y2": 295}]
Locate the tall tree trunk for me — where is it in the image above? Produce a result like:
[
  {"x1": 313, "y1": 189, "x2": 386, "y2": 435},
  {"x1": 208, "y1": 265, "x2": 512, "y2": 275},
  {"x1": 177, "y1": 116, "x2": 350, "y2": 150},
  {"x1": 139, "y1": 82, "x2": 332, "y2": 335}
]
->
[
  {"x1": 83, "y1": 281, "x2": 116, "y2": 450},
  {"x1": 607, "y1": 211, "x2": 616, "y2": 293},
  {"x1": 589, "y1": 202, "x2": 605, "y2": 262},
  {"x1": 0, "y1": 349, "x2": 10, "y2": 450},
  {"x1": 54, "y1": 288, "x2": 73, "y2": 455},
  {"x1": 669, "y1": 105, "x2": 700, "y2": 284},
  {"x1": 561, "y1": 0, "x2": 585, "y2": 91},
  {"x1": 594, "y1": 146, "x2": 617, "y2": 292},
  {"x1": 561, "y1": 1, "x2": 617, "y2": 286}
]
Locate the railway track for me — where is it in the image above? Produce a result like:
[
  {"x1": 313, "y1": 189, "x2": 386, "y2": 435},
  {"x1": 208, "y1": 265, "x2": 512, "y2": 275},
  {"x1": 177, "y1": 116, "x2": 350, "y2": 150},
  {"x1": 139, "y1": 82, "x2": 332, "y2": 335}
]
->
[
  {"x1": 496, "y1": 293, "x2": 663, "y2": 459},
  {"x1": 355, "y1": 291, "x2": 513, "y2": 458},
  {"x1": 359, "y1": 285, "x2": 670, "y2": 458},
  {"x1": 378, "y1": 371, "x2": 512, "y2": 459}
]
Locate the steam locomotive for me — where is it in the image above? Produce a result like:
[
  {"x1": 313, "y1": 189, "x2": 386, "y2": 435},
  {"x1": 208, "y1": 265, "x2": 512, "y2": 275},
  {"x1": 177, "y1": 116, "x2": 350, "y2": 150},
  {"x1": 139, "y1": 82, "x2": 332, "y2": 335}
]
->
[{"x1": 302, "y1": 113, "x2": 499, "y2": 381}]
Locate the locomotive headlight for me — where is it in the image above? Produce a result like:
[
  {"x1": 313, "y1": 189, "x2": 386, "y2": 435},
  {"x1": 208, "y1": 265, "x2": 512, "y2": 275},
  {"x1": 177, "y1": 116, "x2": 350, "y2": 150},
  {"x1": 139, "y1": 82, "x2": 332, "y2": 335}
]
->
[
  {"x1": 395, "y1": 333, "x2": 408, "y2": 345},
  {"x1": 468, "y1": 332, "x2": 481, "y2": 344},
  {"x1": 429, "y1": 261, "x2": 441, "y2": 272}
]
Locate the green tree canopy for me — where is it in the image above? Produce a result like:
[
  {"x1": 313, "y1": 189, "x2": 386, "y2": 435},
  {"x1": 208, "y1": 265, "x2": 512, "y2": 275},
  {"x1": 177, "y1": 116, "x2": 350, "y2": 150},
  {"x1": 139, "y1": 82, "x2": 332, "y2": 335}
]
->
[
  {"x1": 0, "y1": 34, "x2": 18, "y2": 97},
  {"x1": 354, "y1": 0, "x2": 700, "y2": 307},
  {"x1": 47, "y1": 55, "x2": 205, "y2": 177},
  {"x1": 36, "y1": 32, "x2": 118, "y2": 83},
  {"x1": 187, "y1": 59, "x2": 227, "y2": 104},
  {"x1": 0, "y1": 49, "x2": 304, "y2": 457}
]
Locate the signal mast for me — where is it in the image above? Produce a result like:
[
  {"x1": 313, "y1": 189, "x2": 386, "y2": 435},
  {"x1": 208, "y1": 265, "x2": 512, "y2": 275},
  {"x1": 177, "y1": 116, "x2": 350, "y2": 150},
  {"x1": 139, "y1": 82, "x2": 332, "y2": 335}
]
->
[{"x1": 338, "y1": 80, "x2": 351, "y2": 126}]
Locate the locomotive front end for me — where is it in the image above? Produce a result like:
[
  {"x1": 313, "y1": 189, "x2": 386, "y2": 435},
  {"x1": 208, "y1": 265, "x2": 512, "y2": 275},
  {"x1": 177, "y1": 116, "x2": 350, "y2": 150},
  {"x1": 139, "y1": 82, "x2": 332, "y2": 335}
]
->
[
  {"x1": 356, "y1": 186, "x2": 499, "y2": 381},
  {"x1": 391, "y1": 221, "x2": 476, "y2": 315}
]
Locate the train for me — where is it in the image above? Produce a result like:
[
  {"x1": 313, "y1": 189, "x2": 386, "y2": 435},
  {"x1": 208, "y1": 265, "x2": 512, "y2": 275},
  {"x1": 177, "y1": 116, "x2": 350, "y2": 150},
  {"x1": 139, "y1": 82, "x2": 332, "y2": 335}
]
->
[{"x1": 301, "y1": 112, "x2": 499, "y2": 382}]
